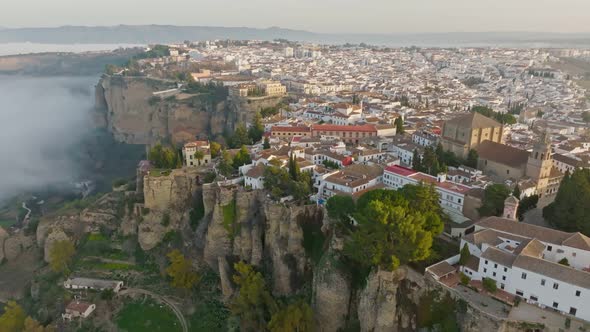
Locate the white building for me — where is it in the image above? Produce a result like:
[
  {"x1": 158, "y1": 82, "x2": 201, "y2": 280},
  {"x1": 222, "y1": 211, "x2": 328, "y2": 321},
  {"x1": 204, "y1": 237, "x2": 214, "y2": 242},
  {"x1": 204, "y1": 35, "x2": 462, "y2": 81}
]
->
[
  {"x1": 182, "y1": 141, "x2": 211, "y2": 167},
  {"x1": 318, "y1": 164, "x2": 383, "y2": 198},
  {"x1": 383, "y1": 165, "x2": 471, "y2": 213},
  {"x1": 64, "y1": 278, "x2": 124, "y2": 293},
  {"x1": 244, "y1": 164, "x2": 265, "y2": 190},
  {"x1": 460, "y1": 217, "x2": 590, "y2": 322},
  {"x1": 62, "y1": 301, "x2": 96, "y2": 320}
]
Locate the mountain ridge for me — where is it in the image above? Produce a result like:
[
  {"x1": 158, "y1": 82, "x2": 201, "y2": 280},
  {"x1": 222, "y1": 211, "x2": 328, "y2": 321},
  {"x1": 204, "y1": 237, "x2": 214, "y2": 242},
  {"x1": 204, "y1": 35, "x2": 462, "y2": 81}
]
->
[{"x1": 2, "y1": 25, "x2": 590, "y2": 47}]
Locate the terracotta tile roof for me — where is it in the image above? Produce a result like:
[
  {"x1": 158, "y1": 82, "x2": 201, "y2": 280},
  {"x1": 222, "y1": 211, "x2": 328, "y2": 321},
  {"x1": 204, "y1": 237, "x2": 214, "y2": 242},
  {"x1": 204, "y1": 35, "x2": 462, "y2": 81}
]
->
[
  {"x1": 427, "y1": 261, "x2": 456, "y2": 278},
  {"x1": 66, "y1": 301, "x2": 93, "y2": 313},
  {"x1": 271, "y1": 126, "x2": 311, "y2": 133},
  {"x1": 312, "y1": 124, "x2": 377, "y2": 133},
  {"x1": 562, "y1": 233, "x2": 590, "y2": 251},
  {"x1": 446, "y1": 112, "x2": 501, "y2": 129},
  {"x1": 465, "y1": 255, "x2": 480, "y2": 272},
  {"x1": 245, "y1": 164, "x2": 265, "y2": 179},
  {"x1": 481, "y1": 246, "x2": 517, "y2": 267},
  {"x1": 513, "y1": 255, "x2": 590, "y2": 289},
  {"x1": 476, "y1": 217, "x2": 577, "y2": 247},
  {"x1": 477, "y1": 140, "x2": 529, "y2": 168}
]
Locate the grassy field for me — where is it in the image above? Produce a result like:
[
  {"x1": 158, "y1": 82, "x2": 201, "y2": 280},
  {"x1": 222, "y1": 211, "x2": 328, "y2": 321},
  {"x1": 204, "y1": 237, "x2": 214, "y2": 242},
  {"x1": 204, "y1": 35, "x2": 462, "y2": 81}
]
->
[
  {"x1": 0, "y1": 219, "x2": 16, "y2": 228},
  {"x1": 116, "y1": 299, "x2": 182, "y2": 332}
]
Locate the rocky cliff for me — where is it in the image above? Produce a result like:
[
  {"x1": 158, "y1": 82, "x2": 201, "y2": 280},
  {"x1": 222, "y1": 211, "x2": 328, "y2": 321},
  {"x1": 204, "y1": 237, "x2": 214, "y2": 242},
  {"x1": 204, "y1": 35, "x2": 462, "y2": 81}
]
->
[{"x1": 96, "y1": 75, "x2": 284, "y2": 145}]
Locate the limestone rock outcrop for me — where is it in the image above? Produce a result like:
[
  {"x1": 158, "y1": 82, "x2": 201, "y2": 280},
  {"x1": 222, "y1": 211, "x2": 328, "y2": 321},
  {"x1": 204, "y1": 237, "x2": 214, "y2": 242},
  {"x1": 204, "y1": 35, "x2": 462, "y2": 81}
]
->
[
  {"x1": 312, "y1": 251, "x2": 351, "y2": 332},
  {"x1": 43, "y1": 230, "x2": 70, "y2": 263},
  {"x1": 358, "y1": 268, "x2": 407, "y2": 332},
  {"x1": 143, "y1": 168, "x2": 201, "y2": 212}
]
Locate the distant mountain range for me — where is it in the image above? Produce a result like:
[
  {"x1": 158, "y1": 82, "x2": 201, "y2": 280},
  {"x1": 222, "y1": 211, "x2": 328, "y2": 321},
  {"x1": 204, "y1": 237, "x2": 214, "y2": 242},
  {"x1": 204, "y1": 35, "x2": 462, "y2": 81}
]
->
[{"x1": 2, "y1": 25, "x2": 590, "y2": 47}]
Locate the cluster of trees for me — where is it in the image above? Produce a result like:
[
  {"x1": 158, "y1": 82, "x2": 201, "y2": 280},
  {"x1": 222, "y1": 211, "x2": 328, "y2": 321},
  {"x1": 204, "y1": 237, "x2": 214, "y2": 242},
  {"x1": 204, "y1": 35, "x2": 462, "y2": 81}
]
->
[
  {"x1": 471, "y1": 106, "x2": 517, "y2": 125},
  {"x1": 412, "y1": 144, "x2": 473, "y2": 176},
  {"x1": 321, "y1": 159, "x2": 340, "y2": 169},
  {"x1": 148, "y1": 144, "x2": 182, "y2": 169},
  {"x1": 49, "y1": 239, "x2": 76, "y2": 275},
  {"x1": 218, "y1": 146, "x2": 252, "y2": 177},
  {"x1": 394, "y1": 117, "x2": 404, "y2": 135},
  {"x1": 166, "y1": 249, "x2": 201, "y2": 290},
  {"x1": 263, "y1": 156, "x2": 312, "y2": 201},
  {"x1": 137, "y1": 45, "x2": 170, "y2": 59},
  {"x1": 328, "y1": 185, "x2": 445, "y2": 271},
  {"x1": 543, "y1": 169, "x2": 590, "y2": 235},
  {"x1": 227, "y1": 113, "x2": 265, "y2": 148},
  {"x1": 230, "y1": 262, "x2": 313, "y2": 332},
  {"x1": 0, "y1": 301, "x2": 53, "y2": 332},
  {"x1": 184, "y1": 80, "x2": 228, "y2": 102},
  {"x1": 260, "y1": 106, "x2": 280, "y2": 118},
  {"x1": 478, "y1": 184, "x2": 511, "y2": 217}
]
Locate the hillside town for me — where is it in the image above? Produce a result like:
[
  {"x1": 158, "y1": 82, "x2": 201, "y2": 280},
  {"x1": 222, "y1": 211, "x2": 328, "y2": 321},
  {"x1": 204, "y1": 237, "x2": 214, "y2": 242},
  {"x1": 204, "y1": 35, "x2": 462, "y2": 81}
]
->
[
  {"x1": 1, "y1": 39, "x2": 590, "y2": 332},
  {"x1": 135, "y1": 40, "x2": 590, "y2": 325}
]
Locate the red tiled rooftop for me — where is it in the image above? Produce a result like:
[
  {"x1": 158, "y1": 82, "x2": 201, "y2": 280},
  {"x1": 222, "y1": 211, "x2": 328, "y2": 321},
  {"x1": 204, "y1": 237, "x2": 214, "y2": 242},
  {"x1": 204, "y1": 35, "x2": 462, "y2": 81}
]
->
[
  {"x1": 312, "y1": 124, "x2": 377, "y2": 132},
  {"x1": 271, "y1": 126, "x2": 311, "y2": 133},
  {"x1": 384, "y1": 165, "x2": 418, "y2": 177}
]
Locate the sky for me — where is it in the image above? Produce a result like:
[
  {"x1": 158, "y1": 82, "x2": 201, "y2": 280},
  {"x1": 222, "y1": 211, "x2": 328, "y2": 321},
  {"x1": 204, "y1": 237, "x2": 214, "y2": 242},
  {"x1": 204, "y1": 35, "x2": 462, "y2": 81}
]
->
[{"x1": 3, "y1": 0, "x2": 590, "y2": 34}]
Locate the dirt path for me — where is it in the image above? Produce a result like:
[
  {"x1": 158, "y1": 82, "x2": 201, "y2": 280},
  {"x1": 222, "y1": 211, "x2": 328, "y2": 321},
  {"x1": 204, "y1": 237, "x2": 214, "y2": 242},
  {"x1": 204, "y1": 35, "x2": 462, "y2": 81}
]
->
[{"x1": 117, "y1": 288, "x2": 188, "y2": 332}]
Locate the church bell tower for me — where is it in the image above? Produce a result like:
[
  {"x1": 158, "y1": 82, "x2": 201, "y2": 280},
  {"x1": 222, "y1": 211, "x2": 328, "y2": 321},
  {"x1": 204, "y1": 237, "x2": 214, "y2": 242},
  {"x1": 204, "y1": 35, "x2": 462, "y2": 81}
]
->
[{"x1": 526, "y1": 131, "x2": 552, "y2": 197}]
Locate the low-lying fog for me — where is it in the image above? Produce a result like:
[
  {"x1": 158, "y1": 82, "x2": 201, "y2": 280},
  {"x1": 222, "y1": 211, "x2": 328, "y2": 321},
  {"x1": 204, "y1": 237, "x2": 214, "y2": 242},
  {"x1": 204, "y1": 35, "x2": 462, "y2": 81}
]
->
[{"x1": 0, "y1": 75, "x2": 96, "y2": 201}]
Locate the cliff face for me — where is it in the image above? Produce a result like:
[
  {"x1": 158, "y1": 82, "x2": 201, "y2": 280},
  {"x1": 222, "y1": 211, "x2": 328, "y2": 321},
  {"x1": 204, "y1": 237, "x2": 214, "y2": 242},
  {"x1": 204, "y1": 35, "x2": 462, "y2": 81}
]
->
[
  {"x1": 96, "y1": 76, "x2": 284, "y2": 145},
  {"x1": 202, "y1": 185, "x2": 323, "y2": 296}
]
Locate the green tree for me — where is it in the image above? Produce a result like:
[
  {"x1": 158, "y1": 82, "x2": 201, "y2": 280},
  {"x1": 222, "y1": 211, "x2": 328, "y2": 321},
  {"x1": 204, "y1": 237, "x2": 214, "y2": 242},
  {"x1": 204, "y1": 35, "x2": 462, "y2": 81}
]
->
[
  {"x1": 0, "y1": 301, "x2": 26, "y2": 332},
  {"x1": 218, "y1": 150, "x2": 234, "y2": 177},
  {"x1": 231, "y1": 262, "x2": 277, "y2": 331},
  {"x1": 148, "y1": 144, "x2": 179, "y2": 169},
  {"x1": 210, "y1": 141, "x2": 222, "y2": 158},
  {"x1": 23, "y1": 317, "x2": 53, "y2": 332},
  {"x1": 233, "y1": 146, "x2": 252, "y2": 169},
  {"x1": 288, "y1": 154, "x2": 300, "y2": 181},
  {"x1": 248, "y1": 112, "x2": 265, "y2": 144},
  {"x1": 465, "y1": 149, "x2": 478, "y2": 168},
  {"x1": 194, "y1": 150, "x2": 205, "y2": 165},
  {"x1": 49, "y1": 239, "x2": 75, "y2": 274},
  {"x1": 412, "y1": 149, "x2": 423, "y2": 172},
  {"x1": 512, "y1": 184, "x2": 521, "y2": 199},
  {"x1": 394, "y1": 117, "x2": 405, "y2": 135},
  {"x1": 482, "y1": 278, "x2": 497, "y2": 293},
  {"x1": 582, "y1": 111, "x2": 590, "y2": 123},
  {"x1": 166, "y1": 249, "x2": 201, "y2": 290},
  {"x1": 478, "y1": 184, "x2": 511, "y2": 217},
  {"x1": 558, "y1": 257, "x2": 570, "y2": 266},
  {"x1": 326, "y1": 195, "x2": 356, "y2": 224},
  {"x1": 517, "y1": 194, "x2": 538, "y2": 220},
  {"x1": 263, "y1": 136, "x2": 271, "y2": 149},
  {"x1": 543, "y1": 169, "x2": 590, "y2": 235},
  {"x1": 268, "y1": 300, "x2": 314, "y2": 332},
  {"x1": 230, "y1": 123, "x2": 251, "y2": 148},
  {"x1": 344, "y1": 187, "x2": 443, "y2": 271},
  {"x1": 459, "y1": 244, "x2": 471, "y2": 266}
]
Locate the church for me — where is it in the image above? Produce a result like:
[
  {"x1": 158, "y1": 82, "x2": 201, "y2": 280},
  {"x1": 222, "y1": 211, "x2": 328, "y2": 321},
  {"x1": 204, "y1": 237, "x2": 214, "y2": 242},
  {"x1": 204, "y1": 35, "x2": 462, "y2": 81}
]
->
[{"x1": 477, "y1": 131, "x2": 563, "y2": 201}]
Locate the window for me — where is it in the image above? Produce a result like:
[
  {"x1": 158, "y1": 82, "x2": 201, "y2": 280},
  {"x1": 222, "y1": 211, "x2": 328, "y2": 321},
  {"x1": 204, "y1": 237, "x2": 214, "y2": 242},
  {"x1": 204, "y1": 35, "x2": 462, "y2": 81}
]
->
[
  {"x1": 576, "y1": 290, "x2": 581, "y2": 297},
  {"x1": 547, "y1": 245, "x2": 552, "y2": 252},
  {"x1": 493, "y1": 272, "x2": 496, "y2": 277},
  {"x1": 530, "y1": 295, "x2": 538, "y2": 302},
  {"x1": 516, "y1": 290, "x2": 524, "y2": 296},
  {"x1": 570, "y1": 307, "x2": 577, "y2": 316},
  {"x1": 494, "y1": 264, "x2": 498, "y2": 268},
  {"x1": 483, "y1": 268, "x2": 487, "y2": 273},
  {"x1": 521, "y1": 273, "x2": 527, "y2": 280},
  {"x1": 507, "y1": 169, "x2": 510, "y2": 175},
  {"x1": 541, "y1": 279, "x2": 546, "y2": 286},
  {"x1": 485, "y1": 260, "x2": 488, "y2": 265},
  {"x1": 500, "y1": 283, "x2": 505, "y2": 289},
  {"x1": 502, "y1": 276, "x2": 506, "y2": 281},
  {"x1": 553, "y1": 302, "x2": 559, "y2": 309},
  {"x1": 553, "y1": 283, "x2": 559, "y2": 290},
  {"x1": 504, "y1": 267, "x2": 508, "y2": 272}
]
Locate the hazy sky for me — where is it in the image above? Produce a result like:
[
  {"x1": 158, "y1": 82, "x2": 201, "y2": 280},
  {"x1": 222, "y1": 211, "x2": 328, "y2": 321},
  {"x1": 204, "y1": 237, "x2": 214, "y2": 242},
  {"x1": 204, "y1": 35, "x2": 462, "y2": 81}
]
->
[{"x1": 3, "y1": 0, "x2": 590, "y2": 34}]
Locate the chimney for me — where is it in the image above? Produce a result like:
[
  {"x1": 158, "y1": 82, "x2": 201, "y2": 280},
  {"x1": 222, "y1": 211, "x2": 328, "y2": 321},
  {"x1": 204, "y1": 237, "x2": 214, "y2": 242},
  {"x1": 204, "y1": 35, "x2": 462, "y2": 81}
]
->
[{"x1": 437, "y1": 173, "x2": 447, "y2": 183}]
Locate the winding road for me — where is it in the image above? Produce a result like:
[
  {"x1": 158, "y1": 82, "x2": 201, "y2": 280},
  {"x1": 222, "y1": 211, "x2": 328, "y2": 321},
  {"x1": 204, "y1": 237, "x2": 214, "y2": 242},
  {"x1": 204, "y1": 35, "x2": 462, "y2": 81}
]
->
[{"x1": 117, "y1": 288, "x2": 188, "y2": 332}]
